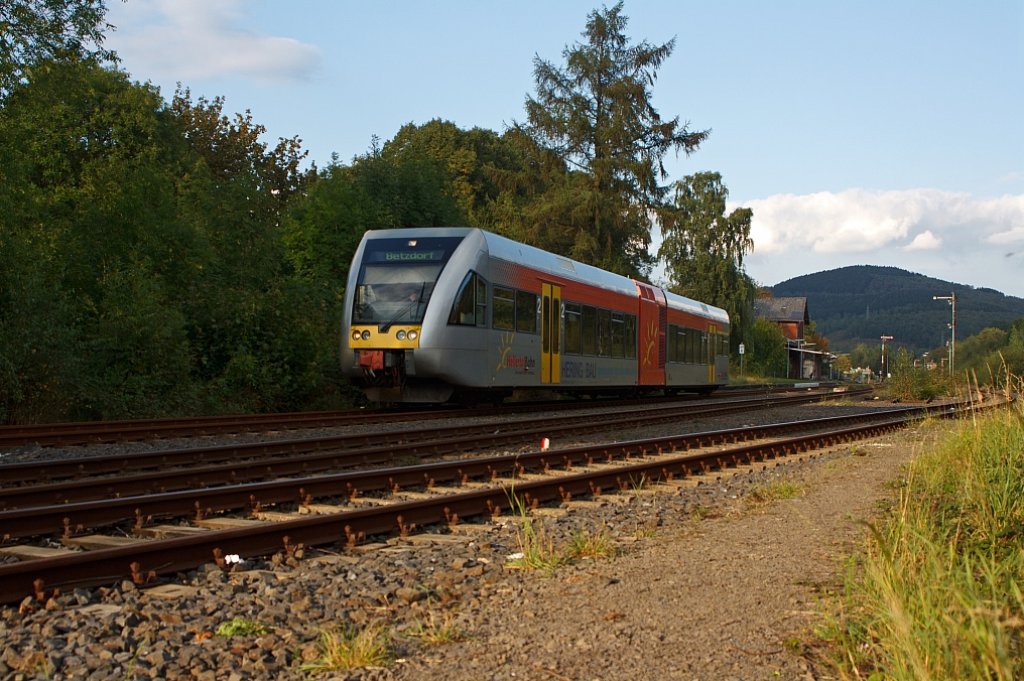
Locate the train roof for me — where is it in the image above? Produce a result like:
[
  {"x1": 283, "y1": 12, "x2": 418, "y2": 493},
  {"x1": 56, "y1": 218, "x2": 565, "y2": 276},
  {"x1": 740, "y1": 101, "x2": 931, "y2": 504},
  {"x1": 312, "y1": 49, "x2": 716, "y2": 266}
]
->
[{"x1": 360, "y1": 227, "x2": 729, "y2": 326}]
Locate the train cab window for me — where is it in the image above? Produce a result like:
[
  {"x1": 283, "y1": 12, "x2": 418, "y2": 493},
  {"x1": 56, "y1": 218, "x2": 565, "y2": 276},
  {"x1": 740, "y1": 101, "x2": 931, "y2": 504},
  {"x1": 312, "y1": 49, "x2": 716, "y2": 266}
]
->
[
  {"x1": 564, "y1": 303, "x2": 582, "y2": 354},
  {"x1": 353, "y1": 235, "x2": 462, "y2": 325},
  {"x1": 493, "y1": 286, "x2": 515, "y2": 330},
  {"x1": 449, "y1": 271, "x2": 488, "y2": 327},
  {"x1": 515, "y1": 291, "x2": 538, "y2": 333}
]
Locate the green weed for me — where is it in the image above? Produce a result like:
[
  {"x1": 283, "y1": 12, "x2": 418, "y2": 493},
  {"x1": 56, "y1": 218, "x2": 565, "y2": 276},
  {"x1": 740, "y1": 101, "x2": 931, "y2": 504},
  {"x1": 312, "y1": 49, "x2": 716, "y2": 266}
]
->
[
  {"x1": 746, "y1": 481, "x2": 804, "y2": 504},
  {"x1": 406, "y1": 610, "x2": 464, "y2": 645},
  {"x1": 300, "y1": 622, "x2": 392, "y2": 674},
  {"x1": 215, "y1": 617, "x2": 271, "y2": 637}
]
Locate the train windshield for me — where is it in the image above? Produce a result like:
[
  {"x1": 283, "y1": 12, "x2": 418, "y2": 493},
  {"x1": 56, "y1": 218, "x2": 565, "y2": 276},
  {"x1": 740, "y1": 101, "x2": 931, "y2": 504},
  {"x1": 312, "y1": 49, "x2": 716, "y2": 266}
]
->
[{"x1": 352, "y1": 236, "x2": 464, "y2": 326}]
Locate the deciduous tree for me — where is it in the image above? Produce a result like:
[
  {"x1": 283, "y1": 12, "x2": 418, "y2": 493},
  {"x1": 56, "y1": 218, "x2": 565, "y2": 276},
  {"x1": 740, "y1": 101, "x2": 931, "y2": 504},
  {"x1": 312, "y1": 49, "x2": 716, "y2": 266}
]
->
[
  {"x1": 744, "y1": 318, "x2": 788, "y2": 379},
  {"x1": 659, "y1": 171, "x2": 755, "y2": 349},
  {"x1": 0, "y1": 0, "x2": 114, "y2": 98}
]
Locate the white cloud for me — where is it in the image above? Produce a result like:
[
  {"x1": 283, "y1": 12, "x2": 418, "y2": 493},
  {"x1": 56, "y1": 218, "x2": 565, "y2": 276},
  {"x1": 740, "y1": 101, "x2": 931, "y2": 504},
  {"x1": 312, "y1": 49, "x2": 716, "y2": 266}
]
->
[
  {"x1": 904, "y1": 230, "x2": 942, "y2": 251},
  {"x1": 108, "y1": 0, "x2": 321, "y2": 83},
  {"x1": 739, "y1": 189, "x2": 1024, "y2": 297},
  {"x1": 989, "y1": 226, "x2": 1024, "y2": 245}
]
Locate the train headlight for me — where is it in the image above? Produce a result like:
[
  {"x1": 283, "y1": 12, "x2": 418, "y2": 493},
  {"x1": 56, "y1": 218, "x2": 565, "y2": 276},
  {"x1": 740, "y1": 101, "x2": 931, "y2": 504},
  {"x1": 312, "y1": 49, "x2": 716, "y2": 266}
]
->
[
  {"x1": 361, "y1": 330, "x2": 371, "y2": 341},
  {"x1": 396, "y1": 330, "x2": 407, "y2": 341},
  {"x1": 408, "y1": 330, "x2": 418, "y2": 340},
  {"x1": 351, "y1": 330, "x2": 361, "y2": 341}
]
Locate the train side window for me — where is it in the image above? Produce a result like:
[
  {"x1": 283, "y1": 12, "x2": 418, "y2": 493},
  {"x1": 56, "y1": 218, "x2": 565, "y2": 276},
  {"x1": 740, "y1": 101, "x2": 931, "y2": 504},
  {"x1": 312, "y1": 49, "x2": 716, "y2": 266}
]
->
[
  {"x1": 564, "y1": 302, "x2": 581, "y2": 354},
  {"x1": 449, "y1": 271, "x2": 489, "y2": 327},
  {"x1": 625, "y1": 314, "x2": 636, "y2": 359},
  {"x1": 667, "y1": 324, "x2": 678, "y2": 362},
  {"x1": 493, "y1": 286, "x2": 514, "y2": 330},
  {"x1": 611, "y1": 312, "x2": 625, "y2": 358},
  {"x1": 597, "y1": 308, "x2": 611, "y2": 357},
  {"x1": 516, "y1": 290, "x2": 538, "y2": 333},
  {"x1": 581, "y1": 305, "x2": 597, "y2": 355}
]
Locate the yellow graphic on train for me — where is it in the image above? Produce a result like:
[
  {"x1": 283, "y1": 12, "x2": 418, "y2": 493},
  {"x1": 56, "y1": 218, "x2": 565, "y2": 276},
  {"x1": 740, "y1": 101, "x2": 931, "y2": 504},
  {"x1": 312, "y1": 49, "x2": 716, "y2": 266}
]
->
[{"x1": 642, "y1": 318, "x2": 659, "y2": 367}]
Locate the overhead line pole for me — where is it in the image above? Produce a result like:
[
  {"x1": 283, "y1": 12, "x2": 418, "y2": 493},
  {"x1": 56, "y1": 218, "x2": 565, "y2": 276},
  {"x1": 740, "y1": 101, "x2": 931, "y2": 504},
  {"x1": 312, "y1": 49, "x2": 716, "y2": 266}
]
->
[{"x1": 933, "y1": 293, "x2": 956, "y2": 376}]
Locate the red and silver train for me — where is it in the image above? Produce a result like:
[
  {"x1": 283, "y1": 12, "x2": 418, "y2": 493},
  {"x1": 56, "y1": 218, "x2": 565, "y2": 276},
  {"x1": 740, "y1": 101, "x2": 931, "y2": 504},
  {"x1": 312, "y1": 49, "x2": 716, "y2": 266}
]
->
[{"x1": 341, "y1": 227, "x2": 729, "y2": 403}]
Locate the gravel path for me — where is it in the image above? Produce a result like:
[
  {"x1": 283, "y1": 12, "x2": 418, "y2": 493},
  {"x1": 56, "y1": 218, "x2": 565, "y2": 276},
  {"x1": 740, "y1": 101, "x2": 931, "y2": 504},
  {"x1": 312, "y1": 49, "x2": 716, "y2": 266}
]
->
[{"x1": 0, "y1": 404, "x2": 930, "y2": 680}]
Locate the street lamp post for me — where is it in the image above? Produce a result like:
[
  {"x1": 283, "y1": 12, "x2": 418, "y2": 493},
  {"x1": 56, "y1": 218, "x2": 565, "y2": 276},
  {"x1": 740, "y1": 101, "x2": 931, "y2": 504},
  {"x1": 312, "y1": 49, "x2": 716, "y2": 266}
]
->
[
  {"x1": 933, "y1": 293, "x2": 956, "y2": 376},
  {"x1": 880, "y1": 335, "x2": 894, "y2": 380}
]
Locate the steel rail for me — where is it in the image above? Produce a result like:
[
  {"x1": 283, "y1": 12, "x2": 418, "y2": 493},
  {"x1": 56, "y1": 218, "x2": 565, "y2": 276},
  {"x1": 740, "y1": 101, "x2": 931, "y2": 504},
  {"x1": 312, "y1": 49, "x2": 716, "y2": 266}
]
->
[
  {"x1": 0, "y1": 385, "x2": 835, "y2": 448},
  {"x1": 0, "y1": 406, "x2": 929, "y2": 540},
  {"x1": 0, "y1": 388, "x2": 865, "y2": 485},
  {"x1": 0, "y1": 408, "x2": 447, "y2": 449},
  {"x1": 0, "y1": 390, "x2": 863, "y2": 506},
  {"x1": 0, "y1": 397, "x2": 987, "y2": 605}
]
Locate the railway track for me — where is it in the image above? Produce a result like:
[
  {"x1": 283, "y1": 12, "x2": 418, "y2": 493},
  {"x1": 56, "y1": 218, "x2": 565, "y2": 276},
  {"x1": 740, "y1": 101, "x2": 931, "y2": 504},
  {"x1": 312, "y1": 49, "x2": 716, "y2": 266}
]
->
[
  {"x1": 0, "y1": 385, "x2": 817, "y2": 448},
  {"x1": 0, "y1": 389, "x2": 865, "y2": 499},
  {"x1": 0, "y1": 392, "x2": 997, "y2": 605}
]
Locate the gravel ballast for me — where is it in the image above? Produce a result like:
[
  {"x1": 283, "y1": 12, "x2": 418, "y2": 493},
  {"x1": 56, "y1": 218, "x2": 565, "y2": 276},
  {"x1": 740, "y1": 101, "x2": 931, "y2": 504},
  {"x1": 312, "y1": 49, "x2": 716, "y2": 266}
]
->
[{"x1": 0, "y1": 403, "x2": 932, "y2": 680}]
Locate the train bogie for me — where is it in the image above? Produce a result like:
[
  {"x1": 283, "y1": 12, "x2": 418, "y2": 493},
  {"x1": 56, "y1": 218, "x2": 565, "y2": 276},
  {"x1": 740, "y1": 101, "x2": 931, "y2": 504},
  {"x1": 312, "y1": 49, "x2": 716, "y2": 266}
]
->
[{"x1": 340, "y1": 227, "x2": 729, "y2": 403}]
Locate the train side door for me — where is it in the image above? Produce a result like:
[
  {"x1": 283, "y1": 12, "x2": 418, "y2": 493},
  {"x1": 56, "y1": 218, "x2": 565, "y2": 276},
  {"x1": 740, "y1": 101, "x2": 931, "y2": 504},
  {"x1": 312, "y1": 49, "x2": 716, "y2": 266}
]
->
[
  {"x1": 636, "y1": 283, "x2": 666, "y2": 386},
  {"x1": 540, "y1": 283, "x2": 561, "y2": 384},
  {"x1": 707, "y1": 325, "x2": 718, "y2": 383}
]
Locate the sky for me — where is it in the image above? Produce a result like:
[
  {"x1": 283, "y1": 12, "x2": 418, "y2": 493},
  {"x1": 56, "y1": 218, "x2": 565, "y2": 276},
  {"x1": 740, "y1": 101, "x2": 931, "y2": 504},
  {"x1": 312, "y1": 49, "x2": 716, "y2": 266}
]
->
[{"x1": 103, "y1": 0, "x2": 1024, "y2": 297}]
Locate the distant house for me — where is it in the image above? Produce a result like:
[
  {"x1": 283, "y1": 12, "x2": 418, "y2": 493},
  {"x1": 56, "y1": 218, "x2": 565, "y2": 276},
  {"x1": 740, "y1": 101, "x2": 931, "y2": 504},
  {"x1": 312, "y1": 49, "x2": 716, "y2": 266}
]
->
[
  {"x1": 754, "y1": 297, "x2": 808, "y2": 341},
  {"x1": 754, "y1": 296, "x2": 825, "y2": 380}
]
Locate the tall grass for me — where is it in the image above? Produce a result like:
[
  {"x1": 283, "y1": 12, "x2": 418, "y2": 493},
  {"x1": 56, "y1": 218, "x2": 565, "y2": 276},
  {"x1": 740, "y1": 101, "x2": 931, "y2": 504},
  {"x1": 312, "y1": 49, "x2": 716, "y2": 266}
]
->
[{"x1": 823, "y1": 394, "x2": 1024, "y2": 679}]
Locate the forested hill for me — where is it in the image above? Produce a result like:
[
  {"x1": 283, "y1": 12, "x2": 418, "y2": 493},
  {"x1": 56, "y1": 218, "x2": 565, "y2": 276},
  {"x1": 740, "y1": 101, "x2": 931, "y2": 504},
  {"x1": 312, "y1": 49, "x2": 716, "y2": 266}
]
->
[{"x1": 770, "y1": 266, "x2": 1024, "y2": 353}]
